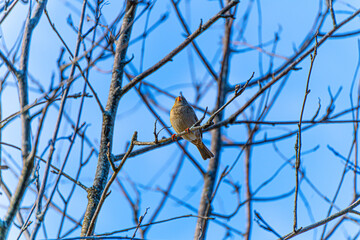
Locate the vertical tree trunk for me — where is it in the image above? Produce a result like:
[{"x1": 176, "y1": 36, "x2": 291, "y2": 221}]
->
[
  {"x1": 81, "y1": 1, "x2": 138, "y2": 236},
  {"x1": 0, "y1": 1, "x2": 48, "y2": 239},
  {"x1": 193, "y1": 2, "x2": 235, "y2": 238}
]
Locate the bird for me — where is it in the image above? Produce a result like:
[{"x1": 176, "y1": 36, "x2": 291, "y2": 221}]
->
[{"x1": 170, "y1": 95, "x2": 214, "y2": 160}]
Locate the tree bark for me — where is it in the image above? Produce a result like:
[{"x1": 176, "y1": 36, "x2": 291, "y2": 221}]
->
[
  {"x1": 81, "y1": 1, "x2": 138, "y2": 236},
  {"x1": 193, "y1": 2, "x2": 234, "y2": 238}
]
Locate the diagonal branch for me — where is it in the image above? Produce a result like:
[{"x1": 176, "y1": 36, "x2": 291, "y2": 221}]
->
[
  {"x1": 86, "y1": 132, "x2": 138, "y2": 236},
  {"x1": 281, "y1": 198, "x2": 360, "y2": 239},
  {"x1": 120, "y1": 0, "x2": 239, "y2": 97}
]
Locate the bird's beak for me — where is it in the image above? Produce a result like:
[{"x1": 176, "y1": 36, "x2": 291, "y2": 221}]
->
[{"x1": 175, "y1": 96, "x2": 182, "y2": 102}]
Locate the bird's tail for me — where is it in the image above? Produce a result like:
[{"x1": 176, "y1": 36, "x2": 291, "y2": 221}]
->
[{"x1": 195, "y1": 141, "x2": 214, "y2": 160}]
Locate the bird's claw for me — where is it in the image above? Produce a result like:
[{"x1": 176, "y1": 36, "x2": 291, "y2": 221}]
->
[
  {"x1": 185, "y1": 128, "x2": 191, "y2": 133},
  {"x1": 171, "y1": 134, "x2": 177, "y2": 141}
]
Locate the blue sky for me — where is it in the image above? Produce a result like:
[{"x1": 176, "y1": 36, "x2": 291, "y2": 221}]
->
[{"x1": 1, "y1": 0, "x2": 360, "y2": 239}]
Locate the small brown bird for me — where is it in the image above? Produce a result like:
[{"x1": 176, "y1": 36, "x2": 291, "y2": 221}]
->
[{"x1": 170, "y1": 95, "x2": 214, "y2": 160}]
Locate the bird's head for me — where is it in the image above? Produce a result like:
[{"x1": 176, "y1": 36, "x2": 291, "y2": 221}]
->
[{"x1": 174, "y1": 95, "x2": 188, "y2": 105}]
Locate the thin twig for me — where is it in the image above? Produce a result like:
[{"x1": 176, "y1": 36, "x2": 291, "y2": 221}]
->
[
  {"x1": 254, "y1": 211, "x2": 283, "y2": 239},
  {"x1": 97, "y1": 214, "x2": 215, "y2": 236},
  {"x1": 205, "y1": 73, "x2": 252, "y2": 128},
  {"x1": 293, "y1": 35, "x2": 317, "y2": 232},
  {"x1": 131, "y1": 207, "x2": 149, "y2": 239},
  {"x1": 327, "y1": 0, "x2": 337, "y2": 27}
]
